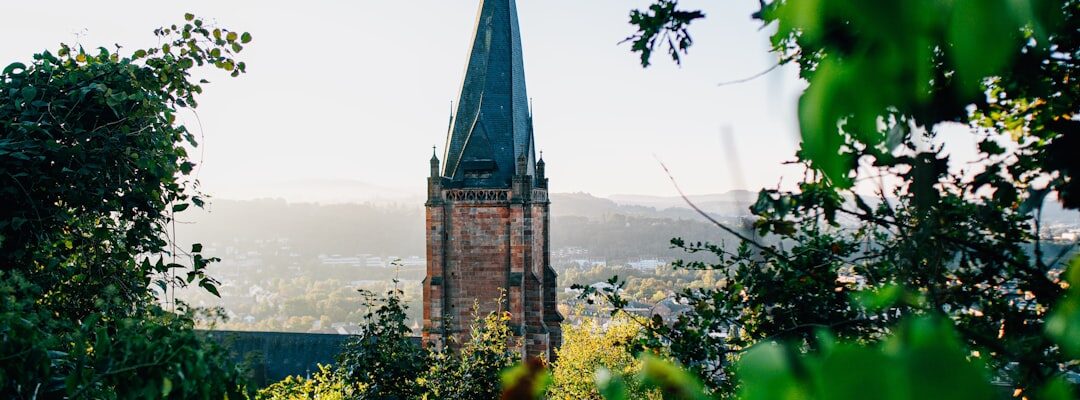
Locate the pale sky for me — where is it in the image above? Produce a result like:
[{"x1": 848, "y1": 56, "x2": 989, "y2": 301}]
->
[{"x1": 6, "y1": 1, "x2": 973, "y2": 200}]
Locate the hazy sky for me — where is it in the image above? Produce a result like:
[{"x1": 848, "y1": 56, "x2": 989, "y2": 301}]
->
[{"x1": 4, "y1": 1, "x2": 976, "y2": 200}]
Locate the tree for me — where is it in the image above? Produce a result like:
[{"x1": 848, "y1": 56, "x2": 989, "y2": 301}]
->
[
  {"x1": 557, "y1": 259, "x2": 1080, "y2": 400},
  {"x1": 548, "y1": 313, "x2": 659, "y2": 400},
  {"x1": 266, "y1": 288, "x2": 520, "y2": 399},
  {"x1": 257, "y1": 364, "x2": 347, "y2": 400},
  {"x1": 581, "y1": 0, "x2": 1080, "y2": 395},
  {"x1": 336, "y1": 286, "x2": 427, "y2": 399},
  {"x1": 0, "y1": 13, "x2": 253, "y2": 398},
  {"x1": 420, "y1": 303, "x2": 520, "y2": 399}
]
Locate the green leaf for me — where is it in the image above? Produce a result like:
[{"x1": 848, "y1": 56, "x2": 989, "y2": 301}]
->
[
  {"x1": 949, "y1": 0, "x2": 1021, "y2": 95},
  {"x1": 594, "y1": 368, "x2": 628, "y2": 400},
  {"x1": 184, "y1": 13, "x2": 194, "y2": 21},
  {"x1": 1019, "y1": 187, "x2": 1051, "y2": 216},
  {"x1": 815, "y1": 345, "x2": 895, "y2": 400},
  {"x1": 736, "y1": 343, "x2": 808, "y2": 400},
  {"x1": 226, "y1": 31, "x2": 238, "y2": 43},
  {"x1": 21, "y1": 87, "x2": 37, "y2": 102},
  {"x1": 241, "y1": 32, "x2": 252, "y2": 43},
  {"x1": 1047, "y1": 257, "x2": 1080, "y2": 358},
  {"x1": 797, "y1": 58, "x2": 853, "y2": 189},
  {"x1": 161, "y1": 377, "x2": 173, "y2": 397},
  {"x1": 500, "y1": 359, "x2": 550, "y2": 400},
  {"x1": 638, "y1": 353, "x2": 711, "y2": 400},
  {"x1": 172, "y1": 203, "x2": 190, "y2": 212},
  {"x1": 899, "y1": 317, "x2": 995, "y2": 400},
  {"x1": 3, "y1": 62, "x2": 27, "y2": 75},
  {"x1": 201, "y1": 281, "x2": 221, "y2": 297},
  {"x1": 191, "y1": 243, "x2": 203, "y2": 253},
  {"x1": 852, "y1": 284, "x2": 904, "y2": 312},
  {"x1": 1037, "y1": 376, "x2": 1077, "y2": 400}
]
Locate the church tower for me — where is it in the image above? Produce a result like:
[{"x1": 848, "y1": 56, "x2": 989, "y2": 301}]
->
[{"x1": 423, "y1": 0, "x2": 561, "y2": 360}]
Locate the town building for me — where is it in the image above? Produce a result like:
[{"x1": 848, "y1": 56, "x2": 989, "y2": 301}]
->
[{"x1": 422, "y1": 0, "x2": 562, "y2": 360}]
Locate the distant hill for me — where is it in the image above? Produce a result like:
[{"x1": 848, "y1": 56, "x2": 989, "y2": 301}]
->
[
  {"x1": 552, "y1": 191, "x2": 756, "y2": 221},
  {"x1": 176, "y1": 192, "x2": 751, "y2": 264},
  {"x1": 175, "y1": 198, "x2": 426, "y2": 256},
  {"x1": 210, "y1": 179, "x2": 423, "y2": 205},
  {"x1": 608, "y1": 190, "x2": 758, "y2": 211},
  {"x1": 177, "y1": 191, "x2": 1076, "y2": 266}
]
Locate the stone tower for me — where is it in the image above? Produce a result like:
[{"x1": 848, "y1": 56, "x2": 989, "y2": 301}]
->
[{"x1": 423, "y1": 0, "x2": 561, "y2": 360}]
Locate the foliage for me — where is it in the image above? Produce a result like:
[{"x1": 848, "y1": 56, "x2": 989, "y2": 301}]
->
[
  {"x1": 0, "y1": 13, "x2": 253, "y2": 398},
  {"x1": 622, "y1": 0, "x2": 705, "y2": 67},
  {"x1": 0, "y1": 270, "x2": 250, "y2": 399},
  {"x1": 337, "y1": 286, "x2": 427, "y2": 399},
  {"x1": 264, "y1": 288, "x2": 521, "y2": 399},
  {"x1": 500, "y1": 357, "x2": 551, "y2": 400},
  {"x1": 257, "y1": 364, "x2": 347, "y2": 400},
  {"x1": 504, "y1": 284, "x2": 1080, "y2": 399},
  {"x1": 596, "y1": 0, "x2": 1080, "y2": 396},
  {"x1": 548, "y1": 313, "x2": 658, "y2": 400},
  {"x1": 420, "y1": 303, "x2": 520, "y2": 399},
  {"x1": 736, "y1": 316, "x2": 995, "y2": 400},
  {"x1": 0, "y1": 12, "x2": 250, "y2": 313},
  {"x1": 1047, "y1": 257, "x2": 1080, "y2": 359},
  {"x1": 627, "y1": 0, "x2": 1077, "y2": 206},
  {"x1": 590, "y1": 316, "x2": 999, "y2": 400}
]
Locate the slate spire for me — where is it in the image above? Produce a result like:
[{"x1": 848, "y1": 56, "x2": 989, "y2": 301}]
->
[{"x1": 442, "y1": 0, "x2": 535, "y2": 188}]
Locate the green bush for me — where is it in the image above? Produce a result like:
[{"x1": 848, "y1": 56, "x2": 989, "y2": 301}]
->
[
  {"x1": 420, "y1": 305, "x2": 520, "y2": 399},
  {"x1": 265, "y1": 289, "x2": 520, "y2": 400},
  {"x1": 257, "y1": 364, "x2": 346, "y2": 400},
  {"x1": 548, "y1": 313, "x2": 658, "y2": 400},
  {"x1": 576, "y1": 0, "x2": 1080, "y2": 396},
  {"x1": 336, "y1": 287, "x2": 427, "y2": 399},
  {"x1": 0, "y1": 12, "x2": 253, "y2": 398}
]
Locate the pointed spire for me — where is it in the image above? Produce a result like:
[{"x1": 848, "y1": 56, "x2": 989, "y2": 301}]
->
[
  {"x1": 430, "y1": 145, "x2": 440, "y2": 178},
  {"x1": 442, "y1": 0, "x2": 534, "y2": 187},
  {"x1": 446, "y1": 101, "x2": 454, "y2": 135},
  {"x1": 535, "y1": 150, "x2": 547, "y2": 188},
  {"x1": 516, "y1": 146, "x2": 528, "y2": 176}
]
